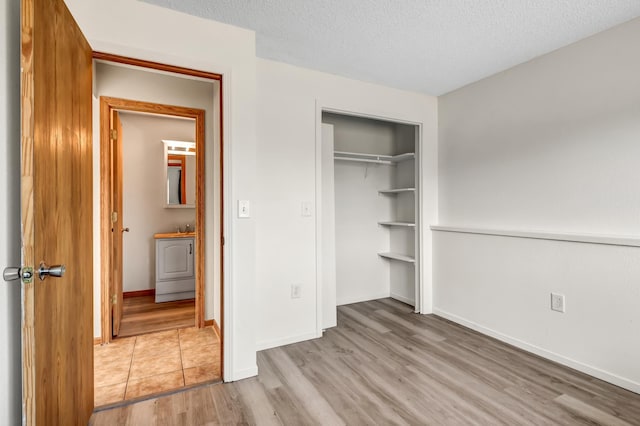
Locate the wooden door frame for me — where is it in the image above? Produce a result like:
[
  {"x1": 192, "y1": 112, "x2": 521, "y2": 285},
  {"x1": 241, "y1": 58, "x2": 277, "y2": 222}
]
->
[{"x1": 99, "y1": 96, "x2": 206, "y2": 343}]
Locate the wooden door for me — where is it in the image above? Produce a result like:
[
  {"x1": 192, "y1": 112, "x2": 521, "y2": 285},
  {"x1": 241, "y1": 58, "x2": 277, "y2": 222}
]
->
[
  {"x1": 21, "y1": 0, "x2": 94, "y2": 424},
  {"x1": 111, "y1": 111, "x2": 124, "y2": 336}
]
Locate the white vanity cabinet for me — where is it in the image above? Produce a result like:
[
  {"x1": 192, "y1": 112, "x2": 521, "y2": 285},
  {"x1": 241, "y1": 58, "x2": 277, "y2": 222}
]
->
[{"x1": 154, "y1": 235, "x2": 195, "y2": 302}]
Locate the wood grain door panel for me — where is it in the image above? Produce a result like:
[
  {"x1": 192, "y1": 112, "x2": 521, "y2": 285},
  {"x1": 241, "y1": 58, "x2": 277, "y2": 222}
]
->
[
  {"x1": 21, "y1": 0, "x2": 94, "y2": 423},
  {"x1": 112, "y1": 111, "x2": 124, "y2": 336}
]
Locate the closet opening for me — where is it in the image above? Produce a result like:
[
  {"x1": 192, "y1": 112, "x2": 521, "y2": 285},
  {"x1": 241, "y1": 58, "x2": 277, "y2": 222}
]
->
[{"x1": 319, "y1": 111, "x2": 422, "y2": 331}]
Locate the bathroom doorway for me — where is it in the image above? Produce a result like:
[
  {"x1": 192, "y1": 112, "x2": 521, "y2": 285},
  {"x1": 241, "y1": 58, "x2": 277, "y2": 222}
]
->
[
  {"x1": 109, "y1": 107, "x2": 201, "y2": 338},
  {"x1": 94, "y1": 56, "x2": 224, "y2": 405},
  {"x1": 100, "y1": 97, "x2": 206, "y2": 340}
]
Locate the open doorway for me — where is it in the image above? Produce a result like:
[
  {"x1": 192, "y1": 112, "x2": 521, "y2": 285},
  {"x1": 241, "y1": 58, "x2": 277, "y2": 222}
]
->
[
  {"x1": 107, "y1": 106, "x2": 202, "y2": 338},
  {"x1": 92, "y1": 56, "x2": 224, "y2": 406}
]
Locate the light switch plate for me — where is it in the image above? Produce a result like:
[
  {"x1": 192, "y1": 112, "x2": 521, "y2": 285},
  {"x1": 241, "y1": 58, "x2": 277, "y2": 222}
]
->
[
  {"x1": 301, "y1": 202, "x2": 313, "y2": 217},
  {"x1": 238, "y1": 200, "x2": 250, "y2": 218}
]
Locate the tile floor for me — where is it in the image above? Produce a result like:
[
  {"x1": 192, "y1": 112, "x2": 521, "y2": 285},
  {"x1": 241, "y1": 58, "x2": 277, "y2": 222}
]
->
[{"x1": 94, "y1": 326, "x2": 221, "y2": 407}]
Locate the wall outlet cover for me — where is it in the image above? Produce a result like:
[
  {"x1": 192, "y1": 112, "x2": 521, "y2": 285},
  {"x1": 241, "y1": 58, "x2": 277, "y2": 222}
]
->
[{"x1": 550, "y1": 293, "x2": 565, "y2": 313}]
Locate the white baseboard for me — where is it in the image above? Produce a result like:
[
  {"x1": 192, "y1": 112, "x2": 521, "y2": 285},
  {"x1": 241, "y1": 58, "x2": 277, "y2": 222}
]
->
[
  {"x1": 433, "y1": 308, "x2": 640, "y2": 395},
  {"x1": 390, "y1": 292, "x2": 415, "y2": 307},
  {"x1": 229, "y1": 365, "x2": 258, "y2": 382},
  {"x1": 337, "y1": 292, "x2": 390, "y2": 306},
  {"x1": 256, "y1": 331, "x2": 321, "y2": 351}
]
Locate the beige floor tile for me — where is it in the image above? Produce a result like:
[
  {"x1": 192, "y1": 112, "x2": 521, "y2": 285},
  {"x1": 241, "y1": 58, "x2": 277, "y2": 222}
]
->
[
  {"x1": 94, "y1": 324, "x2": 223, "y2": 403},
  {"x1": 94, "y1": 356, "x2": 132, "y2": 388},
  {"x1": 181, "y1": 343, "x2": 220, "y2": 369},
  {"x1": 129, "y1": 351, "x2": 183, "y2": 381},
  {"x1": 94, "y1": 382, "x2": 126, "y2": 407},
  {"x1": 183, "y1": 363, "x2": 221, "y2": 386},
  {"x1": 125, "y1": 371, "x2": 185, "y2": 400},
  {"x1": 94, "y1": 338, "x2": 136, "y2": 363},
  {"x1": 133, "y1": 330, "x2": 179, "y2": 354},
  {"x1": 178, "y1": 326, "x2": 217, "y2": 350},
  {"x1": 132, "y1": 339, "x2": 181, "y2": 361}
]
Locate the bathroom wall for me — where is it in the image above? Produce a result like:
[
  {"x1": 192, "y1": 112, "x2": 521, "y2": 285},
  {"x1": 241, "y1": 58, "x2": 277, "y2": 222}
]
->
[{"x1": 119, "y1": 112, "x2": 196, "y2": 292}]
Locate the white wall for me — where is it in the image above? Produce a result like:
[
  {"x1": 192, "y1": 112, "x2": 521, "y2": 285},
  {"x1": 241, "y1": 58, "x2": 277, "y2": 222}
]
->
[
  {"x1": 119, "y1": 113, "x2": 196, "y2": 292},
  {"x1": 436, "y1": 17, "x2": 640, "y2": 392},
  {"x1": 66, "y1": 0, "x2": 258, "y2": 381},
  {"x1": 334, "y1": 161, "x2": 393, "y2": 305},
  {"x1": 0, "y1": 0, "x2": 23, "y2": 423},
  {"x1": 255, "y1": 59, "x2": 438, "y2": 350}
]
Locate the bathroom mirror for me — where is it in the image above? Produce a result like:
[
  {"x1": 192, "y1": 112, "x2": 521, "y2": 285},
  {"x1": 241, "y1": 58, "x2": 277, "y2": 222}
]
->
[{"x1": 163, "y1": 140, "x2": 196, "y2": 208}]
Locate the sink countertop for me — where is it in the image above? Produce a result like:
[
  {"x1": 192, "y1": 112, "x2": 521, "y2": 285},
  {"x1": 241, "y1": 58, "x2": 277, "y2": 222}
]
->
[{"x1": 153, "y1": 231, "x2": 196, "y2": 239}]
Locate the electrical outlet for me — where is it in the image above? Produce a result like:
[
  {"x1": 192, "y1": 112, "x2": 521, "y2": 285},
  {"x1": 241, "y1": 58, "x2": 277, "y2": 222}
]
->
[
  {"x1": 291, "y1": 284, "x2": 301, "y2": 299},
  {"x1": 550, "y1": 293, "x2": 565, "y2": 313}
]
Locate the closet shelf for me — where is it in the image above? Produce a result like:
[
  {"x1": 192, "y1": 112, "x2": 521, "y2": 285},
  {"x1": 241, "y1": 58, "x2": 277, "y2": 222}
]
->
[
  {"x1": 334, "y1": 151, "x2": 415, "y2": 166},
  {"x1": 378, "y1": 252, "x2": 415, "y2": 263},
  {"x1": 378, "y1": 188, "x2": 415, "y2": 194},
  {"x1": 378, "y1": 221, "x2": 416, "y2": 227}
]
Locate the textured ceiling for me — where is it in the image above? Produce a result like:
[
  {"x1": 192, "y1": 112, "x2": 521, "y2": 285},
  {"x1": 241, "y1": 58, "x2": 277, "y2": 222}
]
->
[{"x1": 140, "y1": 0, "x2": 640, "y2": 95}]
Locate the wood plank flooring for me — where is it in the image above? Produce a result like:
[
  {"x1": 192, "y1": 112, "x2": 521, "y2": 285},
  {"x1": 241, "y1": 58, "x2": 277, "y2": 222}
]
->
[
  {"x1": 91, "y1": 298, "x2": 640, "y2": 425},
  {"x1": 117, "y1": 296, "x2": 195, "y2": 338}
]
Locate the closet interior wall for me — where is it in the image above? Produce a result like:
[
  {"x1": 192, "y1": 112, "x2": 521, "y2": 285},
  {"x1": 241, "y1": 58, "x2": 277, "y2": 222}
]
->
[{"x1": 322, "y1": 112, "x2": 419, "y2": 311}]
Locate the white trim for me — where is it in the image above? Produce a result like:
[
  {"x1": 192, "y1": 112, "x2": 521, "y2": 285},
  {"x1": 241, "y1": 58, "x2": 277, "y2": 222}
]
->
[
  {"x1": 337, "y1": 292, "x2": 391, "y2": 307},
  {"x1": 390, "y1": 293, "x2": 415, "y2": 307},
  {"x1": 315, "y1": 100, "x2": 426, "y2": 337},
  {"x1": 415, "y1": 124, "x2": 425, "y2": 314},
  {"x1": 430, "y1": 225, "x2": 640, "y2": 248},
  {"x1": 433, "y1": 308, "x2": 640, "y2": 394},
  {"x1": 314, "y1": 101, "x2": 324, "y2": 342},
  {"x1": 221, "y1": 71, "x2": 235, "y2": 383},
  {"x1": 229, "y1": 366, "x2": 259, "y2": 382},
  {"x1": 256, "y1": 331, "x2": 322, "y2": 351}
]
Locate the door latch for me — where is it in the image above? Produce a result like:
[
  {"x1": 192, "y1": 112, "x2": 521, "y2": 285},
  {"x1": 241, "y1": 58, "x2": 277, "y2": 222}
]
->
[{"x1": 3, "y1": 266, "x2": 34, "y2": 283}]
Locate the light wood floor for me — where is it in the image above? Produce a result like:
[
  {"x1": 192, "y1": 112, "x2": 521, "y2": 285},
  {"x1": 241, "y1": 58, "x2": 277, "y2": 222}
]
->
[
  {"x1": 118, "y1": 295, "x2": 196, "y2": 338},
  {"x1": 91, "y1": 298, "x2": 640, "y2": 425}
]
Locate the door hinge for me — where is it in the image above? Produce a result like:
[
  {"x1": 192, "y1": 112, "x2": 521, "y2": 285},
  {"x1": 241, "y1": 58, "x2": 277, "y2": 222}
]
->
[
  {"x1": 111, "y1": 211, "x2": 118, "y2": 223},
  {"x1": 111, "y1": 294, "x2": 117, "y2": 305},
  {"x1": 222, "y1": 236, "x2": 225, "y2": 246},
  {"x1": 110, "y1": 129, "x2": 117, "y2": 140}
]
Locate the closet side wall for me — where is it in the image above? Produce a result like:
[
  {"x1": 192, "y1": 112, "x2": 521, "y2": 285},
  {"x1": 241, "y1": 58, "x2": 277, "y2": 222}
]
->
[{"x1": 324, "y1": 114, "x2": 395, "y2": 305}]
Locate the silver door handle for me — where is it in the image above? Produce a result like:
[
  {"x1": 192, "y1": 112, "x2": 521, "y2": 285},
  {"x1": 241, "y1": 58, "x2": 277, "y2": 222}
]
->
[
  {"x1": 38, "y1": 262, "x2": 66, "y2": 281},
  {"x1": 122, "y1": 227, "x2": 130, "y2": 233},
  {"x1": 3, "y1": 267, "x2": 34, "y2": 282}
]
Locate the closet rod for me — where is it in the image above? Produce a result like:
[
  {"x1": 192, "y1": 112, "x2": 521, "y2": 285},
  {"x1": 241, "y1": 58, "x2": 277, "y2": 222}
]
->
[{"x1": 334, "y1": 157, "x2": 395, "y2": 166}]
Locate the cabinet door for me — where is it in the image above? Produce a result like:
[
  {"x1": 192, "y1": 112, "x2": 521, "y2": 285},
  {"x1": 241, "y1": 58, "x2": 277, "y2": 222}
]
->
[{"x1": 156, "y1": 238, "x2": 195, "y2": 281}]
